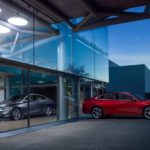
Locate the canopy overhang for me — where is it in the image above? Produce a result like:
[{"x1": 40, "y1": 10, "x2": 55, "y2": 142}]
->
[{"x1": 4, "y1": 0, "x2": 150, "y2": 31}]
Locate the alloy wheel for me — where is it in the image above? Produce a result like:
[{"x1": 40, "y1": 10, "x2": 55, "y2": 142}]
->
[
  {"x1": 92, "y1": 107, "x2": 103, "y2": 119},
  {"x1": 144, "y1": 107, "x2": 150, "y2": 119},
  {"x1": 45, "y1": 106, "x2": 52, "y2": 116},
  {"x1": 12, "y1": 108, "x2": 21, "y2": 120}
]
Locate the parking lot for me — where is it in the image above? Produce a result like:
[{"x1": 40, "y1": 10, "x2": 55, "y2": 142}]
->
[{"x1": 0, "y1": 117, "x2": 150, "y2": 150}]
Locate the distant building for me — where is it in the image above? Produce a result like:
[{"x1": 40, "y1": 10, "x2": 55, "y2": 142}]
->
[{"x1": 107, "y1": 63, "x2": 150, "y2": 99}]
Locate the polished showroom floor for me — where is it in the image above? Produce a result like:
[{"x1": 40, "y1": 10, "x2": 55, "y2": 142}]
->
[{"x1": 0, "y1": 116, "x2": 57, "y2": 132}]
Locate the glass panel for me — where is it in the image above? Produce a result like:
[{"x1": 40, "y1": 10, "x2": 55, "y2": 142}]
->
[
  {"x1": 61, "y1": 76, "x2": 79, "y2": 119},
  {"x1": 0, "y1": 65, "x2": 28, "y2": 132},
  {"x1": 95, "y1": 55, "x2": 109, "y2": 81},
  {"x1": 93, "y1": 82, "x2": 106, "y2": 96},
  {"x1": 34, "y1": 17, "x2": 60, "y2": 69},
  {"x1": 94, "y1": 27, "x2": 109, "y2": 54},
  {"x1": 30, "y1": 70, "x2": 58, "y2": 126},
  {"x1": 79, "y1": 78, "x2": 93, "y2": 118},
  {"x1": 73, "y1": 30, "x2": 94, "y2": 78},
  {"x1": 0, "y1": 2, "x2": 33, "y2": 64},
  {"x1": 58, "y1": 24, "x2": 72, "y2": 72}
]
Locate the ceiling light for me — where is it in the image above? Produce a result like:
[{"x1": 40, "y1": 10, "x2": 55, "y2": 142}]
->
[
  {"x1": 0, "y1": 8, "x2": 2, "y2": 13},
  {"x1": 0, "y1": 25, "x2": 10, "y2": 33},
  {"x1": 8, "y1": 17, "x2": 28, "y2": 26}
]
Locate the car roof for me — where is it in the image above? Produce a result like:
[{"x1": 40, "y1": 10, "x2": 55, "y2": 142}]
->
[{"x1": 104, "y1": 92, "x2": 132, "y2": 95}]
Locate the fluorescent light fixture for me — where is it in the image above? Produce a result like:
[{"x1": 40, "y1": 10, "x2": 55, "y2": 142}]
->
[
  {"x1": 8, "y1": 17, "x2": 28, "y2": 26},
  {"x1": 0, "y1": 25, "x2": 10, "y2": 33}
]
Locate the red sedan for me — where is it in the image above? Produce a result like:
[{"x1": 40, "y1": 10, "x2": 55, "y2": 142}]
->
[{"x1": 82, "y1": 92, "x2": 150, "y2": 119}]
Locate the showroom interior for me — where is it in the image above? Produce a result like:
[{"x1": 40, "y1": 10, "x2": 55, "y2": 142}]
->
[{"x1": 0, "y1": 0, "x2": 108, "y2": 132}]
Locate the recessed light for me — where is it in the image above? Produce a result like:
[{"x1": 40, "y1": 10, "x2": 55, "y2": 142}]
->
[
  {"x1": 0, "y1": 25, "x2": 10, "y2": 33},
  {"x1": 8, "y1": 17, "x2": 28, "y2": 26}
]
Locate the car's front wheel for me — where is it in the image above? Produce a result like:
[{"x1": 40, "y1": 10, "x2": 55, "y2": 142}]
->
[
  {"x1": 143, "y1": 106, "x2": 150, "y2": 119},
  {"x1": 11, "y1": 108, "x2": 22, "y2": 120},
  {"x1": 91, "y1": 107, "x2": 103, "y2": 119}
]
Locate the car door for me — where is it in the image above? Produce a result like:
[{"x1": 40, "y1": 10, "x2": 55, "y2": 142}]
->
[
  {"x1": 100, "y1": 93, "x2": 119, "y2": 115},
  {"x1": 117, "y1": 93, "x2": 140, "y2": 115},
  {"x1": 30, "y1": 94, "x2": 42, "y2": 115}
]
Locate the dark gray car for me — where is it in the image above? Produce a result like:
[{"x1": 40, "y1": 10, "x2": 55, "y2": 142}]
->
[{"x1": 0, "y1": 94, "x2": 55, "y2": 120}]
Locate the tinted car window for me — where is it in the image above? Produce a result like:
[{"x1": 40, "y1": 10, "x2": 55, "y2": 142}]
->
[
  {"x1": 7, "y1": 95, "x2": 25, "y2": 102},
  {"x1": 102, "y1": 94, "x2": 117, "y2": 99},
  {"x1": 119, "y1": 94, "x2": 133, "y2": 100},
  {"x1": 30, "y1": 95, "x2": 37, "y2": 101},
  {"x1": 35, "y1": 95, "x2": 46, "y2": 100}
]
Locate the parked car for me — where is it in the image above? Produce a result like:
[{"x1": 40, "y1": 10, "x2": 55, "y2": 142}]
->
[
  {"x1": 0, "y1": 94, "x2": 55, "y2": 120},
  {"x1": 82, "y1": 92, "x2": 150, "y2": 119}
]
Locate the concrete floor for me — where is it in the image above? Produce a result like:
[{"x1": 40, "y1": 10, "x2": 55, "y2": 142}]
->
[{"x1": 0, "y1": 117, "x2": 150, "y2": 150}]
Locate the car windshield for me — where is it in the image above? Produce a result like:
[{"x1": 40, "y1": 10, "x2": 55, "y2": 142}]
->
[
  {"x1": 132, "y1": 93, "x2": 144, "y2": 100},
  {"x1": 6, "y1": 95, "x2": 26, "y2": 102}
]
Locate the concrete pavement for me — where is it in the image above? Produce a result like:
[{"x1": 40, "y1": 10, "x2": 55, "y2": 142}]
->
[{"x1": 0, "y1": 117, "x2": 150, "y2": 150}]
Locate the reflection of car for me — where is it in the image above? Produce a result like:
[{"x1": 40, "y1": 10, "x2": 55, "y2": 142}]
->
[
  {"x1": 82, "y1": 92, "x2": 150, "y2": 119},
  {"x1": 0, "y1": 94, "x2": 55, "y2": 120}
]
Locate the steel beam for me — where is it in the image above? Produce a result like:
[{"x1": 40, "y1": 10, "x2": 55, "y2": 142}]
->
[
  {"x1": 79, "y1": 0, "x2": 98, "y2": 17},
  {"x1": 74, "y1": 15, "x2": 150, "y2": 32},
  {"x1": 23, "y1": 0, "x2": 74, "y2": 28},
  {"x1": 74, "y1": 13, "x2": 93, "y2": 31}
]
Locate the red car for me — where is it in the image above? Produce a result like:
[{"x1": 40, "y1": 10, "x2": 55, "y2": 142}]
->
[{"x1": 82, "y1": 92, "x2": 150, "y2": 119}]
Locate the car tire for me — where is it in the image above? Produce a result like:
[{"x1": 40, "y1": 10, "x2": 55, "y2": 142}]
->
[
  {"x1": 143, "y1": 106, "x2": 150, "y2": 119},
  {"x1": 44, "y1": 106, "x2": 52, "y2": 116},
  {"x1": 11, "y1": 108, "x2": 22, "y2": 120},
  {"x1": 91, "y1": 107, "x2": 103, "y2": 119}
]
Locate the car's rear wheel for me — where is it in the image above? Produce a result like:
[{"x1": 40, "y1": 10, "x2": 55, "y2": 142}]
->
[
  {"x1": 91, "y1": 107, "x2": 103, "y2": 119},
  {"x1": 44, "y1": 106, "x2": 52, "y2": 116},
  {"x1": 143, "y1": 106, "x2": 150, "y2": 119},
  {"x1": 11, "y1": 108, "x2": 22, "y2": 120}
]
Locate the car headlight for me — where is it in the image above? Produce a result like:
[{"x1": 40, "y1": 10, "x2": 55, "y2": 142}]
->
[{"x1": 0, "y1": 107, "x2": 11, "y2": 111}]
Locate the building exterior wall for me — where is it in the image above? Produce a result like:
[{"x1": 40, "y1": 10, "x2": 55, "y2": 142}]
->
[
  {"x1": 108, "y1": 65, "x2": 146, "y2": 97},
  {"x1": 145, "y1": 66, "x2": 150, "y2": 98}
]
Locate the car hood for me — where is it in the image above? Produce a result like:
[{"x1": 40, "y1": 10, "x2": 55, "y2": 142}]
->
[{"x1": 0, "y1": 101, "x2": 22, "y2": 107}]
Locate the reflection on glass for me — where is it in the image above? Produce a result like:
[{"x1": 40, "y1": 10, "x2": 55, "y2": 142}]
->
[
  {"x1": 73, "y1": 30, "x2": 94, "y2": 78},
  {"x1": 62, "y1": 76, "x2": 79, "y2": 119},
  {"x1": 30, "y1": 70, "x2": 58, "y2": 126},
  {"x1": 79, "y1": 79, "x2": 93, "y2": 118},
  {"x1": 0, "y1": 65, "x2": 28, "y2": 132}
]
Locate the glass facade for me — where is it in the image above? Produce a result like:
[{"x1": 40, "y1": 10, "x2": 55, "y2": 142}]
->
[
  {"x1": 0, "y1": 2, "x2": 108, "y2": 82},
  {"x1": 0, "y1": 1, "x2": 109, "y2": 132}
]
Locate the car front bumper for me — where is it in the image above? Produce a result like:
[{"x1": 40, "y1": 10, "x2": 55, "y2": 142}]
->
[{"x1": 0, "y1": 109, "x2": 12, "y2": 118}]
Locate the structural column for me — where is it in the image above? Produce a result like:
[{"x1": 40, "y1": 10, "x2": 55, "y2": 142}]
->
[{"x1": 58, "y1": 75, "x2": 68, "y2": 121}]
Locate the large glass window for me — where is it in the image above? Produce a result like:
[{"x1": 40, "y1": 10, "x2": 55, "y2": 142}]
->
[
  {"x1": 34, "y1": 18, "x2": 60, "y2": 69},
  {"x1": 73, "y1": 30, "x2": 94, "y2": 78},
  {"x1": 0, "y1": 2, "x2": 34, "y2": 64},
  {"x1": 29, "y1": 70, "x2": 58, "y2": 126},
  {"x1": 0, "y1": 65, "x2": 28, "y2": 132}
]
